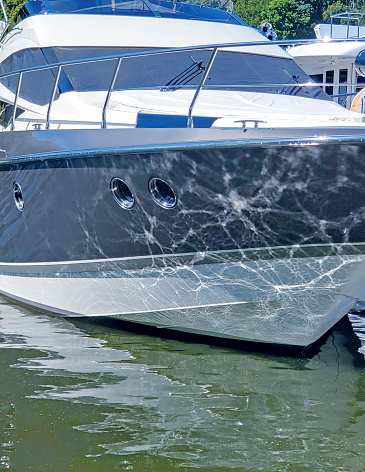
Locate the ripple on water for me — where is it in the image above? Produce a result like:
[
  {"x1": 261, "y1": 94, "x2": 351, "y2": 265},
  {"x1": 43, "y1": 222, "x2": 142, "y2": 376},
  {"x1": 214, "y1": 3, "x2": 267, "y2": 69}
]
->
[
  {"x1": 348, "y1": 311, "x2": 365, "y2": 357},
  {"x1": 0, "y1": 299, "x2": 363, "y2": 471}
]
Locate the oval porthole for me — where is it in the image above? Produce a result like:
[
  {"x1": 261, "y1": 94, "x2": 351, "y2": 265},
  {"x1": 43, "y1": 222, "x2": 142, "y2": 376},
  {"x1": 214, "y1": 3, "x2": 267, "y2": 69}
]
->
[
  {"x1": 148, "y1": 178, "x2": 177, "y2": 209},
  {"x1": 13, "y1": 182, "x2": 24, "y2": 211},
  {"x1": 110, "y1": 178, "x2": 135, "y2": 210}
]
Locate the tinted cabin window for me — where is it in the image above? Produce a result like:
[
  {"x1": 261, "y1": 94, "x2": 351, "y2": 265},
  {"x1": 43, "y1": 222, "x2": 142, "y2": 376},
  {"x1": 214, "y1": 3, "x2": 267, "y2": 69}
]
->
[
  {"x1": 339, "y1": 68, "x2": 348, "y2": 107},
  {"x1": 339, "y1": 68, "x2": 348, "y2": 94},
  {"x1": 0, "y1": 47, "x2": 331, "y2": 106},
  {"x1": 56, "y1": 48, "x2": 330, "y2": 100},
  {"x1": 325, "y1": 70, "x2": 334, "y2": 95}
]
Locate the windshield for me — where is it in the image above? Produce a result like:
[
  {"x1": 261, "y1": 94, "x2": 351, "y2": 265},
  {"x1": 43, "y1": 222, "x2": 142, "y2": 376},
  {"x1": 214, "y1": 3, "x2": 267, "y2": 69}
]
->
[
  {"x1": 0, "y1": 46, "x2": 330, "y2": 106},
  {"x1": 19, "y1": 0, "x2": 244, "y2": 25}
]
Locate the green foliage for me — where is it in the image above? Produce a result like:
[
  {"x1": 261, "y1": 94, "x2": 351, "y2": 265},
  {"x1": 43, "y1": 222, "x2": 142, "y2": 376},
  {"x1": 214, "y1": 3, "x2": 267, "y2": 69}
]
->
[
  {"x1": 323, "y1": 1, "x2": 346, "y2": 20},
  {"x1": 233, "y1": 0, "x2": 365, "y2": 38},
  {"x1": 323, "y1": 1, "x2": 365, "y2": 23},
  {"x1": 3, "y1": 0, "x2": 26, "y2": 26},
  {"x1": 262, "y1": 0, "x2": 312, "y2": 38},
  {"x1": 233, "y1": 0, "x2": 270, "y2": 28}
]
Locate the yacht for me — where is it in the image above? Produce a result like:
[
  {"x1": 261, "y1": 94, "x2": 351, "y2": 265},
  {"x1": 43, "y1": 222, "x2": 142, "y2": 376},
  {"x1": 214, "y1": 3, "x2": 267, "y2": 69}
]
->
[{"x1": 0, "y1": 0, "x2": 365, "y2": 352}]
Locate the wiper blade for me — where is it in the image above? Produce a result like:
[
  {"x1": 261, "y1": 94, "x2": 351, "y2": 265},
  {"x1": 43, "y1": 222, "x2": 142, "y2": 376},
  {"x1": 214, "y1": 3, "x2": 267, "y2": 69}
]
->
[
  {"x1": 161, "y1": 56, "x2": 205, "y2": 91},
  {"x1": 279, "y1": 68, "x2": 308, "y2": 95}
]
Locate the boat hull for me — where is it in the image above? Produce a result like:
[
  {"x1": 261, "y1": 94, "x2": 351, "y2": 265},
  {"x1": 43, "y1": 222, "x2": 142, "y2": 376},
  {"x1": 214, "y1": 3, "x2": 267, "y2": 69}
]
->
[
  {"x1": 0, "y1": 127, "x2": 365, "y2": 348},
  {"x1": 0, "y1": 246, "x2": 364, "y2": 348}
]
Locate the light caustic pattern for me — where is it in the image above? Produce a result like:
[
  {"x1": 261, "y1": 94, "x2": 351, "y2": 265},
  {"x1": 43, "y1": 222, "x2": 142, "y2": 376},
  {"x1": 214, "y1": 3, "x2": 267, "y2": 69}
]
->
[
  {"x1": 111, "y1": 142, "x2": 365, "y2": 346},
  {"x1": 112, "y1": 244, "x2": 365, "y2": 347}
]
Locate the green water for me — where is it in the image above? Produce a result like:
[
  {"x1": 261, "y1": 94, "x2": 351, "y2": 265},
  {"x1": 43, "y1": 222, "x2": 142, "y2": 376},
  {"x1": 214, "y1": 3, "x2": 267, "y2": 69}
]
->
[{"x1": 0, "y1": 297, "x2": 364, "y2": 472}]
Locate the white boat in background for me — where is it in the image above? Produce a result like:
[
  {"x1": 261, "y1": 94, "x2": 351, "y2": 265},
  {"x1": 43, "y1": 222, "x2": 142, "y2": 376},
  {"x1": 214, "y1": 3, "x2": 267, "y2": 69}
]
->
[
  {"x1": 288, "y1": 11, "x2": 365, "y2": 111},
  {"x1": 0, "y1": 1, "x2": 365, "y2": 353}
]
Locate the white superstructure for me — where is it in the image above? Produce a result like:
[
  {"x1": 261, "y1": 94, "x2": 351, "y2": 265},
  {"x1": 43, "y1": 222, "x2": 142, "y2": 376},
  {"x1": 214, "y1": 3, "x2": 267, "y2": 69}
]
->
[
  {"x1": 0, "y1": 2, "x2": 364, "y2": 131},
  {"x1": 288, "y1": 11, "x2": 365, "y2": 110}
]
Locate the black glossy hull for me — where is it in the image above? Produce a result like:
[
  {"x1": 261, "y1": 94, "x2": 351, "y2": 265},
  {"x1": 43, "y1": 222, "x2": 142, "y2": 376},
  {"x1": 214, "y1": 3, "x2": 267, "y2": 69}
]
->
[
  {"x1": 0, "y1": 128, "x2": 364, "y2": 263},
  {"x1": 0, "y1": 127, "x2": 364, "y2": 348}
]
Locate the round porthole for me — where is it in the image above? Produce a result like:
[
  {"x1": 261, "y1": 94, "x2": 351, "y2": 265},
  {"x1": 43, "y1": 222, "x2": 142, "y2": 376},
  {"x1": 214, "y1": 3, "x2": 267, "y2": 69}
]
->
[
  {"x1": 110, "y1": 178, "x2": 135, "y2": 210},
  {"x1": 148, "y1": 178, "x2": 177, "y2": 209},
  {"x1": 13, "y1": 182, "x2": 24, "y2": 211}
]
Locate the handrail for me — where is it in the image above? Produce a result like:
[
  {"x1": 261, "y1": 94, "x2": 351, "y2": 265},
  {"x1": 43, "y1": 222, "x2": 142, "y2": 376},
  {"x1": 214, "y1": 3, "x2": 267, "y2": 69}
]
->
[
  {"x1": 3, "y1": 35, "x2": 365, "y2": 130},
  {"x1": 8, "y1": 81, "x2": 365, "y2": 94},
  {"x1": 0, "y1": 0, "x2": 9, "y2": 40},
  {"x1": 9, "y1": 79, "x2": 365, "y2": 129},
  {"x1": 16, "y1": 81, "x2": 363, "y2": 130},
  {"x1": 187, "y1": 47, "x2": 217, "y2": 128},
  {"x1": 0, "y1": 0, "x2": 8, "y2": 23},
  {"x1": 11, "y1": 72, "x2": 22, "y2": 131},
  {"x1": 330, "y1": 91, "x2": 359, "y2": 98},
  {"x1": 1, "y1": 36, "x2": 365, "y2": 82},
  {"x1": 46, "y1": 65, "x2": 62, "y2": 129},
  {"x1": 102, "y1": 57, "x2": 122, "y2": 128}
]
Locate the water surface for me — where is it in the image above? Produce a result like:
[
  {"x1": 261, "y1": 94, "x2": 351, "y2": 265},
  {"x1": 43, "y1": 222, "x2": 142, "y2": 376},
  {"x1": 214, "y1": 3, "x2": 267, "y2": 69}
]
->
[{"x1": 0, "y1": 298, "x2": 364, "y2": 471}]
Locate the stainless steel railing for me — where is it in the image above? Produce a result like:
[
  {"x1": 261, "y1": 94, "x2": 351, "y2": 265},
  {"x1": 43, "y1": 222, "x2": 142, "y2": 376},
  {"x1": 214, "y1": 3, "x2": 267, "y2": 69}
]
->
[
  {"x1": 330, "y1": 11, "x2": 365, "y2": 40},
  {"x1": 0, "y1": 36, "x2": 364, "y2": 130},
  {"x1": 0, "y1": 0, "x2": 9, "y2": 40}
]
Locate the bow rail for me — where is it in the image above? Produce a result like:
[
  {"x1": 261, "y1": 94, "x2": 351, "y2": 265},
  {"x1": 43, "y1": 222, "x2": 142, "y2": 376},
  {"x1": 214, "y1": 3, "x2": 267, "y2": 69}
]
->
[{"x1": 0, "y1": 36, "x2": 364, "y2": 130}]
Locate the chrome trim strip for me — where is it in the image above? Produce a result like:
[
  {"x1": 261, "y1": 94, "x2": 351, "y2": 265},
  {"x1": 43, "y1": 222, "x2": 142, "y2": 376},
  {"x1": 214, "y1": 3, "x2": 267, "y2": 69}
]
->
[
  {"x1": 0, "y1": 243, "x2": 364, "y2": 275},
  {"x1": 1, "y1": 133, "x2": 365, "y2": 165}
]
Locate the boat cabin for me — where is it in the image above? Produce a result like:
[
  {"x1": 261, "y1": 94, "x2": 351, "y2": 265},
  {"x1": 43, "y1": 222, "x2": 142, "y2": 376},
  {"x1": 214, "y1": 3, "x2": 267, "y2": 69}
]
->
[
  {"x1": 0, "y1": 0, "x2": 362, "y2": 131},
  {"x1": 288, "y1": 12, "x2": 365, "y2": 111}
]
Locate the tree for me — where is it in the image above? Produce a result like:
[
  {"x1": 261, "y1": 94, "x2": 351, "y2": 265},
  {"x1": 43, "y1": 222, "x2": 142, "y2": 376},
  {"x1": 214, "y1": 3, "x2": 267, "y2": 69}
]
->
[
  {"x1": 323, "y1": 1, "x2": 365, "y2": 20},
  {"x1": 232, "y1": 0, "x2": 270, "y2": 28},
  {"x1": 3, "y1": 0, "x2": 26, "y2": 26},
  {"x1": 233, "y1": 0, "x2": 365, "y2": 38},
  {"x1": 323, "y1": 1, "x2": 347, "y2": 20},
  {"x1": 261, "y1": 0, "x2": 312, "y2": 38}
]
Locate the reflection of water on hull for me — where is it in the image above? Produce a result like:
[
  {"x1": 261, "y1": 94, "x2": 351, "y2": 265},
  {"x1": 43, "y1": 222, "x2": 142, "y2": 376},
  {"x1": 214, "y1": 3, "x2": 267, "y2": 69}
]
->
[
  {"x1": 0, "y1": 298, "x2": 364, "y2": 470},
  {"x1": 2, "y1": 245, "x2": 365, "y2": 351}
]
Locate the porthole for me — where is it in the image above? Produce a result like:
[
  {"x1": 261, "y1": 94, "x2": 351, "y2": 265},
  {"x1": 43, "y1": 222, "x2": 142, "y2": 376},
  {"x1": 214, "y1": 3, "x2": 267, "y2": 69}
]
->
[
  {"x1": 110, "y1": 178, "x2": 135, "y2": 210},
  {"x1": 148, "y1": 178, "x2": 177, "y2": 209},
  {"x1": 13, "y1": 182, "x2": 24, "y2": 211}
]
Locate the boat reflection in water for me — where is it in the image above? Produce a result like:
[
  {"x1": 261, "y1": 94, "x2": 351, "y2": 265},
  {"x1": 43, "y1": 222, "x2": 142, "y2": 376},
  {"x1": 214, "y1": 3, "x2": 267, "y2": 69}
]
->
[{"x1": 0, "y1": 299, "x2": 364, "y2": 471}]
